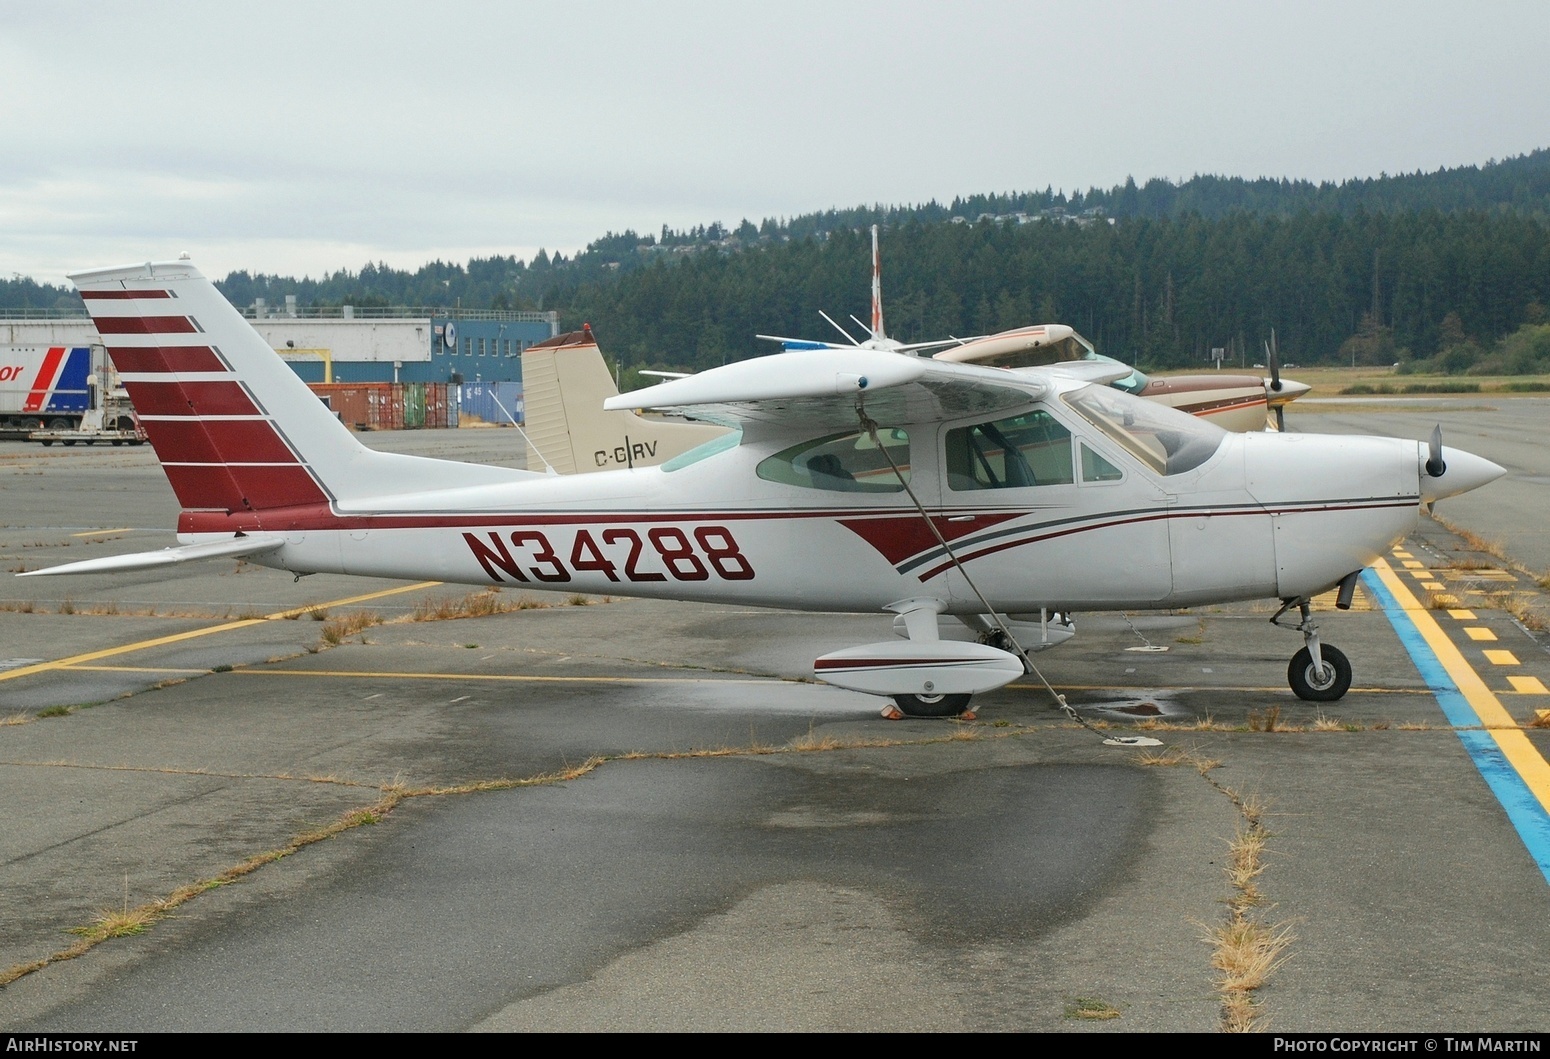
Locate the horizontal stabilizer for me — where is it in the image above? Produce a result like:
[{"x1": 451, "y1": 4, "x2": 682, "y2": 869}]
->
[{"x1": 18, "y1": 535, "x2": 285, "y2": 577}]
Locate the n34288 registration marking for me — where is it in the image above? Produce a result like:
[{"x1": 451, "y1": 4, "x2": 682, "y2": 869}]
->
[{"x1": 461, "y1": 526, "x2": 756, "y2": 584}]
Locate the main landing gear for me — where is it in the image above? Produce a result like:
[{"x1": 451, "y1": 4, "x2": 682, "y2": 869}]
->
[
  {"x1": 887, "y1": 693, "x2": 974, "y2": 718},
  {"x1": 1272, "y1": 577, "x2": 1358, "y2": 702}
]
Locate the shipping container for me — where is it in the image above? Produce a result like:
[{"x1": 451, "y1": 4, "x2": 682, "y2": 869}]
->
[
  {"x1": 458, "y1": 381, "x2": 524, "y2": 425},
  {"x1": 309, "y1": 382, "x2": 458, "y2": 430}
]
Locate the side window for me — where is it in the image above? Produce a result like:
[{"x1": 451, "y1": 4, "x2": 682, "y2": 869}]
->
[
  {"x1": 756, "y1": 429, "x2": 909, "y2": 492},
  {"x1": 1080, "y1": 443, "x2": 1124, "y2": 483},
  {"x1": 945, "y1": 410, "x2": 1073, "y2": 491}
]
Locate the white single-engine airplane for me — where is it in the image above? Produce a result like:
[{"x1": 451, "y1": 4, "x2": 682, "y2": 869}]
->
[{"x1": 26, "y1": 258, "x2": 1503, "y2": 718}]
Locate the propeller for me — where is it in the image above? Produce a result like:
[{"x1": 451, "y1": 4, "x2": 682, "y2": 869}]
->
[
  {"x1": 1426, "y1": 424, "x2": 1447, "y2": 478},
  {"x1": 1265, "y1": 330, "x2": 1286, "y2": 431}
]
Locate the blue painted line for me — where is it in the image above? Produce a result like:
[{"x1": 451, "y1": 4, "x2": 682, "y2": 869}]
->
[{"x1": 1362, "y1": 567, "x2": 1550, "y2": 884}]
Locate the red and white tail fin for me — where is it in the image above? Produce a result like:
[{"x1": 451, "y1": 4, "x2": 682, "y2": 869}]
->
[
  {"x1": 869, "y1": 223, "x2": 885, "y2": 342},
  {"x1": 70, "y1": 259, "x2": 527, "y2": 520}
]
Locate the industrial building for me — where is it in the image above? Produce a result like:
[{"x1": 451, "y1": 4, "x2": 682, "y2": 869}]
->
[{"x1": 1, "y1": 301, "x2": 560, "y2": 386}]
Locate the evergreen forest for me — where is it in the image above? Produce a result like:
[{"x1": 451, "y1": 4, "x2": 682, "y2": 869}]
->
[{"x1": 8, "y1": 149, "x2": 1550, "y2": 376}]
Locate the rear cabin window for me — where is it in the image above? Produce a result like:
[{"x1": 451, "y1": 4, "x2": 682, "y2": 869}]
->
[{"x1": 756, "y1": 429, "x2": 909, "y2": 492}]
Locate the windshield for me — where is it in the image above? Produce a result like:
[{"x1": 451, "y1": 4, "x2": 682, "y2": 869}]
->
[
  {"x1": 1061, "y1": 384, "x2": 1224, "y2": 476},
  {"x1": 1095, "y1": 354, "x2": 1149, "y2": 394}
]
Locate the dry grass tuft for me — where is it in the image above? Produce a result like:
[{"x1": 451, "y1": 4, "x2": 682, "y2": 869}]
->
[
  {"x1": 2, "y1": 712, "x2": 31, "y2": 726},
  {"x1": 1065, "y1": 997, "x2": 1121, "y2": 1021},
  {"x1": 408, "y1": 590, "x2": 517, "y2": 622},
  {"x1": 1247, "y1": 706, "x2": 1283, "y2": 732},
  {"x1": 1429, "y1": 513, "x2": 1510, "y2": 562},
  {"x1": 319, "y1": 609, "x2": 383, "y2": 645},
  {"x1": 1136, "y1": 747, "x2": 1191, "y2": 768},
  {"x1": 69, "y1": 905, "x2": 157, "y2": 942},
  {"x1": 1425, "y1": 590, "x2": 1462, "y2": 610},
  {"x1": 1209, "y1": 918, "x2": 1296, "y2": 998},
  {"x1": 1524, "y1": 712, "x2": 1550, "y2": 730},
  {"x1": 1488, "y1": 591, "x2": 1549, "y2": 633},
  {"x1": 1444, "y1": 558, "x2": 1501, "y2": 572},
  {"x1": 0, "y1": 600, "x2": 37, "y2": 613},
  {"x1": 1225, "y1": 827, "x2": 1269, "y2": 905},
  {"x1": 1202, "y1": 789, "x2": 1295, "y2": 1032}
]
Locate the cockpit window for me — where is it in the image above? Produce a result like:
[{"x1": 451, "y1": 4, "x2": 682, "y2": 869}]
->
[
  {"x1": 756, "y1": 428, "x2": 909, "y2": 492},
  {"x1": 945, "y1": 410, "x2": 1074, "y2": 491},
  {"x1": 1061, "y1": 384, "x2": 1224, "y2": 476}
]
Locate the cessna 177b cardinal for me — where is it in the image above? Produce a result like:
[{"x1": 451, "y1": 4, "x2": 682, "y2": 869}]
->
[{"x1": 24, "y1": 258, "x2": 1503, "y2": 718}]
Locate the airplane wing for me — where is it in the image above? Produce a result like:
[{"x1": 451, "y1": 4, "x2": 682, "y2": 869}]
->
[
  {"x1": 18, "y1": 534, "x2": 285, "y2": 577},
  {"x1": 603, "y1": 348, "x2": 1044, "y2": 429},
  {"x1": 1042, "y1": 359, "x2": 1137, "y2": 386}
]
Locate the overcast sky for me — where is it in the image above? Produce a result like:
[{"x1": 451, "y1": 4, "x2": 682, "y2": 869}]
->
[{"x1": 3, "y1": 1, "x2": 1547, "y2": 285}]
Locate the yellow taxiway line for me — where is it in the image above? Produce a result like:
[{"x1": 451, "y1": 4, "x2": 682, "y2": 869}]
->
[
  {"x1": 1370, "y1": 557, "x2": 1550, "y2": 816},
  {"x1": 0, "y1": 581, "x2": 443, "y2": 683},
  {"x1": 241, "y1": 669, "x2": 782, "y2": 685}
]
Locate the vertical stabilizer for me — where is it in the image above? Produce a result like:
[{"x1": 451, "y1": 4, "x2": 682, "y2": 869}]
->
[
  {"x1": 520, "y1": 326, "x2": 726, "y2": 473},
  {"x1": 70, "y1": 259, "x2": 529, "y2": 518}
]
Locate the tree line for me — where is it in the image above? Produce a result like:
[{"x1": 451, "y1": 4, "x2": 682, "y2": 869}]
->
[{"x1": 6, "y1": 150, "x2": 1549, "y2": 373}]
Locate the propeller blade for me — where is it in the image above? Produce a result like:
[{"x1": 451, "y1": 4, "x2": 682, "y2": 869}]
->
[
  {"x1": 1425, "y1": 424, "x2": 1447, "y2": 478},
  {"x1": 1268, "y1": 330, "x2": 1283, "y2": 392},
  {"x1": 1274, "y1": 404, "x2": 1286, "y2": 432}
]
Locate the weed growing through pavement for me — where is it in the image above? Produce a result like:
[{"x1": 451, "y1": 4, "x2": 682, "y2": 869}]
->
[
  {"x1": 1064, "y1": 997, "x2": 1121, "y2": 1021},
  {"x1": 319, "y1": 610, "x2": 382, "y2": 646}
]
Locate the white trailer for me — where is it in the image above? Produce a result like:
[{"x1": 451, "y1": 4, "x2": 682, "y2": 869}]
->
[{"x1": 0, "y1": 344, "x2": 142, "y2": 444}]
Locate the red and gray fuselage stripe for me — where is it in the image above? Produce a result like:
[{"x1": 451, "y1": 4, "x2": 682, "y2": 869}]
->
[{"x1": 815, "y1": 656, "x2": 987, "y2": 673}]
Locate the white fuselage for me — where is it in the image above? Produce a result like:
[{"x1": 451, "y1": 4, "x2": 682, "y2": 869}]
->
[{"x1": 224, "y1": 400, "x2": 1424, "y2": 615}]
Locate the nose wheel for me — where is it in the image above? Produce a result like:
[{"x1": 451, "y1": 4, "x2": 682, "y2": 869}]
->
[
  {"x1": 1288, "y1": 644, "x2": 1351, "y2": 701},
  {"x1": 1273, "y1": 598, "x2": 1353, "y2": 702}
]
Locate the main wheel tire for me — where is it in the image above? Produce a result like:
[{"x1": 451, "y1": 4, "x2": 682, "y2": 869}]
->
[
  {"x1": 1288, "y1": 645, "x2": 1351, "y2": 702},
  {"x1": 890, "y1": 692, "x2": 973, "y2": 717}
]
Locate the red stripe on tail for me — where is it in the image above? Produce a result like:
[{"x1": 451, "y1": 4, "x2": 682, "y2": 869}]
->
[
  {"x1": 95, "y1": 316, "x2": 198, "y2": 334},
  {"x1": 107, "y1": 345, "x2": 226, "y2": 373},
  {"x1": 123, "y1": 380, "x2": 259, "y2": 417}
]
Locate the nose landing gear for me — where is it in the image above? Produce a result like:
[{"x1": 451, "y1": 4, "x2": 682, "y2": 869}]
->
[{"x1": 1272, "y1": 590, "x2": 1355, "y2": 702}]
